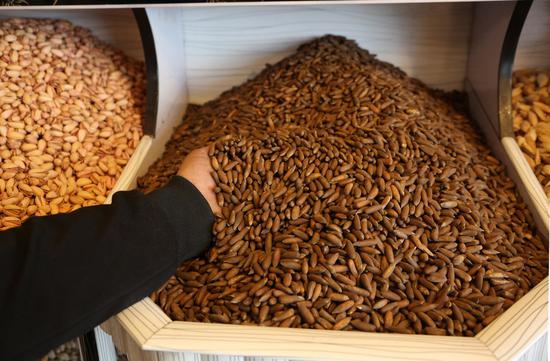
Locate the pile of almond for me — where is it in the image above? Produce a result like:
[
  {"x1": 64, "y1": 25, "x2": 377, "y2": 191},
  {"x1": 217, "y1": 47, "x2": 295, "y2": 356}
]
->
[
  {"x1": 512, "y1": 69, "x2": 550, "y2": 200},
  {"x1": 0, "y1": 18, "x2": 145, "y2": 230}
]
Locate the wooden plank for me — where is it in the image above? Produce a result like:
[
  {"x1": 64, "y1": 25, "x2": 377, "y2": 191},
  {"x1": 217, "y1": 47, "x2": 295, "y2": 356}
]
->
[
  {"x1": 477, "y1": 278, "x2": 548, "y2": 361},
  {"x1": 501, "y1": 137, "x2": 550, "y2": 239},
  {"x1": 178, "y1": 3, "x2": 473, "y2": 104},
  {"x1": 105, "y1": 136, "x2": 153, "y2": 203},
  {"x1": 144, "y1": 322, "x2": 495, "y2": 361},
  {"x1": 114, "y1": 298, "x2": 171, "y2": 346},
  {"x1": 0, "y1": 9, "x2": 144, "y2": 61},
  {"x1": 89, "y1": 5, "x2": 547, "y2": 361},
  {"x1": 102, "y1": 317, "x2": 161, "y2": 361},
  {"x1": 514, "y1": 0, "x2": 550, "y2": 71}
]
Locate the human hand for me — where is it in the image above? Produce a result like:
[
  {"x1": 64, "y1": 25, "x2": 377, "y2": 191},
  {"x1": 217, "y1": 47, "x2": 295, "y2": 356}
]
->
[{"x1": 178, "y1": 147, "x2": 221, "y2": 215}]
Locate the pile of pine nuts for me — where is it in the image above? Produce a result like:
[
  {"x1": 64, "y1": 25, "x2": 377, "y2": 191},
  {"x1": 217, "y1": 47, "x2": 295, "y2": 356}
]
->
[
  {"x1": 0, "y1": 18, "x2": 145, "y2": 230},
  {"x1": 140, "y1": 36, "x2": 548, "y2": 336},
  {"x1": 512, "y1": 69, "x2": 550, "y2": 199}
]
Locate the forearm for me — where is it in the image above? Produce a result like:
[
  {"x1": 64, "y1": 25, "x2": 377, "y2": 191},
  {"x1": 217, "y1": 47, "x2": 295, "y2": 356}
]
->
[{"x1": 0, "y1": 176, "x2": 213, "y2": 361}]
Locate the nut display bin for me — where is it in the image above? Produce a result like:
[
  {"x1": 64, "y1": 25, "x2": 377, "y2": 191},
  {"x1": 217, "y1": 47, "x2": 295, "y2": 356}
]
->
[
  {"x1": 3, "y1": 2, "x2": 548, "y2": 361},
  {"x1": 0, "y1": 8, "x2": 157, "y2": 197},
  {"x1": 104, "y1": 3, "x2": 548, "y2": 361},
  {"x1": 501, "y1": 0, "x2": 550, "y2": 242}
]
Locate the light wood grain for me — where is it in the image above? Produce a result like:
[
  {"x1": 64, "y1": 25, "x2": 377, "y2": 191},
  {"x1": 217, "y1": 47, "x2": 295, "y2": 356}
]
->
[
  {"x1": 0, "y1": 9, "x2": 144, "y2": 61},
  {"x1": 515, "y1": 0, "x2": 550, "y2": 71},
  {"x1": 105, "y1": 136, "x2": 153, "y2": 204},
  {"x1": 102, "y1": 316, "x2": 160, "y2": 361},
  {"x1": 501, "y1": 137, "x2": 550, "y2": 239},
  {"x1": 177, "y1": 3, "x2": 472, "y2": 104},
  {"x1": 115, "y1": 298, "x2": 171, "y2": 346},
  {"x1": 477, "y1": 278, "x2": 548, "y2": 361},
  {"x1": 144, "y1": 322, "x2": 494, "y2": 361},
  {"x1": 89, "y1": 4, "x2": 548, "y2": 361}
]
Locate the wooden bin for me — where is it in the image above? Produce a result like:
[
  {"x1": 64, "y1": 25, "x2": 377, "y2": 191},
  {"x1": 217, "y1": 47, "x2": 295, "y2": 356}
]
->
[
  {"x1": 502, "y1": 0, "x2": 550, "y2": 240},
  {"x1": 0, "y1": 9, "x2": 157, "y2": 200},
  {"x1": 465, "y1": 0, "x2": 549, "y2": 240},
  {"x1": 90, "y1": 2, "x2": 548, "y2": 361},
  {"x1": 0, "y1": 7, "x2": 156, "y2": 358},
  {"x1": 4, "y1": 3, "x2": 547, "y2": 361}
]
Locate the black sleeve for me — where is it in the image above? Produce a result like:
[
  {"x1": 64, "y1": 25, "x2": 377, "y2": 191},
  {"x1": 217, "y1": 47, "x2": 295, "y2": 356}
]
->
[{"x1": 0, "y1": 176, "x2": 214, "y2": 361}]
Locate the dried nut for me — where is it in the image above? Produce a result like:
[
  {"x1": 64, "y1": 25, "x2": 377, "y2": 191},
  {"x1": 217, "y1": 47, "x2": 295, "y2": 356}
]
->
[
  {"x1": 0, "y1": 18, "x2": 144, "y2": 232},
  {"x1": 142, "y1": 36, "x2": 548, "y2": 336},
  {"x1": 513, "y1": 69, "x2": 550, "y2": 200}
]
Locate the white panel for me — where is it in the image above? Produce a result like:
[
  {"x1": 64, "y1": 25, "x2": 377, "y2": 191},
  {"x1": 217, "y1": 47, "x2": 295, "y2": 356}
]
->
[
  {"x1": 179, "y1": 3, "x2": 473, "y2": 104},
  {"x1": 501, "y1": 138, "x2": 550, "y2": 237},
  {"x1": 156, "y1": 352, "x2": 186, "y2": 361},
  {"x1": 517, "y1": 333, "x2": 548, "y2": 361},
  {"x1": 95, "y1": 327, "x2": 118, "y2": 361},
  {"x1": 201, "y1": 356, "x2": 245, "y2": 361},
  {"x1": 183, "y1": 353, "x2": 203, "y2": 361},
  {"x1": 0, "y1": 9, "x2": 144, "y2": 61},
  {"x1": 140, "y1": 8, "x2": 190, "y2": 178},
  {"x1": 515, "y1": 0, "x2": 550, "y2": 71}
]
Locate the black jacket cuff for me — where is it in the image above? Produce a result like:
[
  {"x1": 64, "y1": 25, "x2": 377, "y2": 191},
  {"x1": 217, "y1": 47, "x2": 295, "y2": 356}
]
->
[{"x1": 147, "y1": 176, "x2": 214, "y2": 261}]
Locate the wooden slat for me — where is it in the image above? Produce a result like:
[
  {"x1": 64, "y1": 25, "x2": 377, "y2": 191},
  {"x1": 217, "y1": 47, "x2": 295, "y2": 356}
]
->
[
  {"x1": 102, "y1": 316, "x2": 161, "y2": 361},
  {"x1": 105, "y1": 135, "x2": 153, "y2": 204},
  {"x1": 85, "y1": 4, "x2": 548, "y2": 361},
  {"x1": 477, "y1": 278, "x2": 548, "y2": 361},
  {"x1": 143, "y1": 322, "x2": 494, "y2": 361},
  {"x1": 178, "y1": 3, "x2": 473, "y2": 104},
  {"x1": 501, "y1": 137, "x2": 550, "y2": 239},
  {"x1": 115, "y1": 298, "x2": 171, "y2": 346}
]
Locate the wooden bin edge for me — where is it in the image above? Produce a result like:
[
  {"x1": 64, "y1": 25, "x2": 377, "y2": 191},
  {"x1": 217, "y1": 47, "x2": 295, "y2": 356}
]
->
[
  {"x1": 105, "y1": 135, "x2": 153, "y2": 204},
  {"x1": 98, "y1": 135, "x2": 549, "y2": 360},
  {"x1": 140, "y1": 317, "x2": 493, "y2": 361},
  {"x1": 502, "y1": 137, "x2": 550, "y2": 237},
  {"x1": 477, "y1": 277, "x2": 548, "y2": 361},
  {"x1": 107, "y1": 274, "x2": 547, "y2": 361}
]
